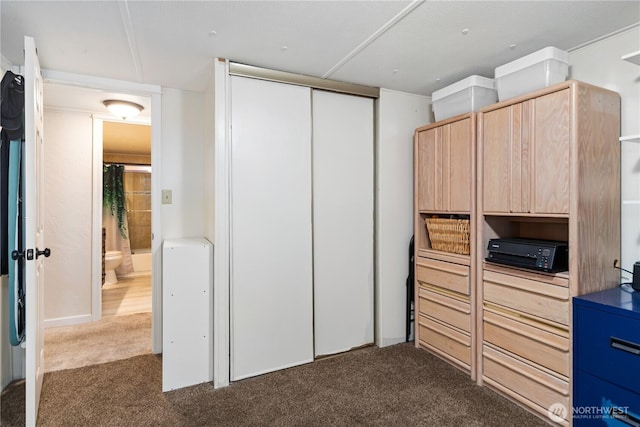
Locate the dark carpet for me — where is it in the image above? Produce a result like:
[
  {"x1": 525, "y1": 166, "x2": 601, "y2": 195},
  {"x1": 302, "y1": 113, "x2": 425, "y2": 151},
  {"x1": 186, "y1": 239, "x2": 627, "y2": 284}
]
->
[{"x1": 1, "y1": 343, "x2": 549, "y2": 426}]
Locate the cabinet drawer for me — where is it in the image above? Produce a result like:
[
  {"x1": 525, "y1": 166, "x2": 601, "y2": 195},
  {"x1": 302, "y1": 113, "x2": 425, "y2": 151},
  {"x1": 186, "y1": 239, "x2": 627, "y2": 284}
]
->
[
  {"x1": 418, "y1": 315, "x2": 471, "y2": 367},
  {"x1": 418, "y1": 287, "x2": 470, "y2": 333},
  {"x1": 417, "y1": 259, "x2": 470, "y2": 295},
  {"x1": 573, "y1": 371, "x2": 640, "y2": 426},
  {"x1": 483, "y1": 345, "x2": 570, "y2": 423},
  {"x1": 574, "y1": 304, "x2": 640, "y2": 393},
  {"x1": 483, "y1": 270, "x2": 569, "y2": 325},
  {"x1": 484, "y1": 309, "x2": 569, "y2": 377}
]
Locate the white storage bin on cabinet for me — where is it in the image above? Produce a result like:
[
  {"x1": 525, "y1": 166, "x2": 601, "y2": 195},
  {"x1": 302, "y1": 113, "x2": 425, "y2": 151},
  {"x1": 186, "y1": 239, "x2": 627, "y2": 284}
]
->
[
  {"x1": 494, "y1": 46, "x2": 569, "y2": 101},
  {"x1": 162, "y1": 237, "x2": 213, "y2": 391},
  {"x1": 432, "y1": 75, "x2": 497, "y2": 122}
]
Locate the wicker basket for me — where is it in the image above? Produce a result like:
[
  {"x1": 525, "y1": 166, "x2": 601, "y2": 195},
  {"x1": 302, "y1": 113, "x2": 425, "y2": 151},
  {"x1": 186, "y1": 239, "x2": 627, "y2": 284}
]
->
[{"x1": 425, "y1": 217, "x2": 470, "y2": 255}]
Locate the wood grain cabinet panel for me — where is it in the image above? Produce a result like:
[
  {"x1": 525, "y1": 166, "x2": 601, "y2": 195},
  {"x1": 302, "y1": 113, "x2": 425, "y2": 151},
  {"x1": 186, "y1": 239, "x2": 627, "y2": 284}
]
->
[
  {"x1": 483, "y1": 345, "x2": 570, "y2": 425},
  {"x1": 481, "y1": 90, "x2": 570, "y2": 215},
  {"x1": 416, "y1": 258, "x2": 470, "y2": 295},
  {"x1": 415, "y1": 116, "x2": 472, "y2": 213},
  {"x1": 533, "y1": 90, "x2": 570, "y2": 214},
  {"x1": 418, "y1": 286, "x2": 471, "y2": 333},
  {"x1": 483, "y1": 269, "x2": 570, "y2": 326},
  {"x1": 483, "y1": 309, "x2": 569, "y2": 377},
  {"x1": 418, "y1": 315, "x2": 471, "y2": 368}
]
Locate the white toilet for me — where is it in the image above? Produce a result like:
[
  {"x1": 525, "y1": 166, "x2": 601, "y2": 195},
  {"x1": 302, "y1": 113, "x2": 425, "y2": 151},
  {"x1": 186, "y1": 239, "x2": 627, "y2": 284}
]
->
[{"x1": 104, "y1": 251, "x2": 123, "y2": 285}]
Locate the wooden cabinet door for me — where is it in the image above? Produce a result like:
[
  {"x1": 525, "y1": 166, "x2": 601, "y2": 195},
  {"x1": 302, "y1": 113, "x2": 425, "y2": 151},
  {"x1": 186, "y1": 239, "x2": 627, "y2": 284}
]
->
[
  {"x1": 533, "y1": 89, "x2": 570, "y2": 214},
  {"x1": 482, "y1": 107, "x2": 511, "y2": 213},
  {"x1": 482, "y1": 103, "x2": 533, "y2": 214},
  {"x1": 417, "y1": 118, "x2": 472, "y2": 213},
  {"x1": 449, "y1": 118, "x2": 472, "y2": 212},
  {"x1": 416, "y1": 127, "x2": 437, "y2": 211},
  {"x1": 509, "y1": 101, "x2": 533, "y2": 213},
  {"x1": 482, "y1": 92, "x2": 569, "y2": 215}
]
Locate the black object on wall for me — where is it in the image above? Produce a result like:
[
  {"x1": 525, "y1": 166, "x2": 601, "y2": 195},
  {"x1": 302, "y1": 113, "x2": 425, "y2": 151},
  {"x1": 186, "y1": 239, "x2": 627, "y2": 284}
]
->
[
  {"x1": 1, "y1": 133, "x2": 8, "y2": 275},
  {"x1": 1, "y1": 70, "x2": 25, "y2": 275},
  {"x1": 406, "y1": 235, "x2": 415, "y2": 342}
]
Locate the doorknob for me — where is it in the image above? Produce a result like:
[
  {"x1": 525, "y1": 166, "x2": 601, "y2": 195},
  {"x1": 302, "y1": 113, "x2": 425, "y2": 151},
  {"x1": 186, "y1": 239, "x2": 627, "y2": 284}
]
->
[{"x1": 36, "y1": 248, "x2": 51, "y2": 259}]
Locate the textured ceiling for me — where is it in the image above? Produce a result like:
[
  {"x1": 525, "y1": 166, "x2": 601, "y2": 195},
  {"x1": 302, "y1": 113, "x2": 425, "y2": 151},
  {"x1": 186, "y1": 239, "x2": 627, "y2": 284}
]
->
[{"x1": 1, "y1": 1, "x2": 638, "y2": 97}]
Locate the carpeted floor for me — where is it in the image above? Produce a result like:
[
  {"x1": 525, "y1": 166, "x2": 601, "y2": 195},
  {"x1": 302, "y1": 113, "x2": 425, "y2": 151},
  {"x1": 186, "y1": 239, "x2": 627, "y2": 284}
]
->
[
  {"x1": 1, "y1": 343, "x2": 550, "y2": 426},
  {"x1": 44, "y1": 312, "x2": 152, "y2": 372}
]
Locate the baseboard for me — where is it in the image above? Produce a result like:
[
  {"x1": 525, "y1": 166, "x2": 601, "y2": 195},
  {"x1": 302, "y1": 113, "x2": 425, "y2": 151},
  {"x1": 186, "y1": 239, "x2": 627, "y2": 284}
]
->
[
  {"x1": 44, "y1": 314, "x2": 93, "y2": 329},
  {"x1": 378, "y1": 336, "x2": 407, "y2": 348}
]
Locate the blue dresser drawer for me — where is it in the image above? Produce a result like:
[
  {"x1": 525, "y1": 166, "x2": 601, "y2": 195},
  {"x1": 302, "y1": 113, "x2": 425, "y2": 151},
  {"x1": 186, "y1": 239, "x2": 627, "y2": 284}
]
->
[
  {"x1": 574, "y1": 304, "x2": 640, "y2": 393},
  {"x1": 573, "y1": 371, "x2": 640, "y2": 426}
]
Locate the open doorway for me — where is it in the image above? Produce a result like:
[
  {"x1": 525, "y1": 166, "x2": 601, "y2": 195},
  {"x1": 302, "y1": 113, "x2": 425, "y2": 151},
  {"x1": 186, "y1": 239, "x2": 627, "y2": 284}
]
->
[
  {"x1": 43, "y1": 116, "x2": 154, "y2": 372},
  {"x1": 101, "y1": 121, "x2": 152, "y2": 318},
  {"x1": 39, "y1": 78, "x2": 161, "y2": 372}
]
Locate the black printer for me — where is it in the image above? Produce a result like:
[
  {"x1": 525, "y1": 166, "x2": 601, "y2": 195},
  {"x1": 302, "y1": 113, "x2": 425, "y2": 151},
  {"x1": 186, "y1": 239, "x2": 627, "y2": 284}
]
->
[{"x1": 486, "y1": 238, "x2": 568, "y2": 273}]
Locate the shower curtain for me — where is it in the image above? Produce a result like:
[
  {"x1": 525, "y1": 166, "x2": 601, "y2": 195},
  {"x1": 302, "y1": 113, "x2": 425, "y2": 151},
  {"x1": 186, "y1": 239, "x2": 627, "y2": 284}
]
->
[{"x1": 103, "y1": 164, "x2": 134, "y2": 276}]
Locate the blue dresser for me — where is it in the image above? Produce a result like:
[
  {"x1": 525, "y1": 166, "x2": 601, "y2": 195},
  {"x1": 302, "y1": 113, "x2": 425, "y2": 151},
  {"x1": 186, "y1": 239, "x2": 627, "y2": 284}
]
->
[{"x1": 573, "y1": 287, "x2": 640, "y2": 426}]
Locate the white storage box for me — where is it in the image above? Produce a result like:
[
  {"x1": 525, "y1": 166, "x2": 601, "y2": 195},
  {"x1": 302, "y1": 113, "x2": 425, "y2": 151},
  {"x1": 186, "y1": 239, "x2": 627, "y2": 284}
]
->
[
  {"x1": 432, "y1": 75, "x2": 497, "y2": 122},
  {"x1": 495, "y1": 46, "x2": 569, "y2": 101}
]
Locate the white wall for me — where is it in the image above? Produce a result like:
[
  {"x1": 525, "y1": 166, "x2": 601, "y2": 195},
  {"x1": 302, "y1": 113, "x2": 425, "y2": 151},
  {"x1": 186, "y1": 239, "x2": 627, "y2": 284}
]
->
[
  {"x1": 569, "y1": 25, "x2": 640, "y2": 272},
  {"x1": 43, "y1": 109, "x2": 94, "y2": 326},
  {"x1": 37, "y1": 87, "x2": 207, "y2": 327},
  {"x1": 161, "y1": 88, "x2": 207, "y2": 239},
  {"x1": 375, "y1": 89, "x2": 431, "y2": 347}
]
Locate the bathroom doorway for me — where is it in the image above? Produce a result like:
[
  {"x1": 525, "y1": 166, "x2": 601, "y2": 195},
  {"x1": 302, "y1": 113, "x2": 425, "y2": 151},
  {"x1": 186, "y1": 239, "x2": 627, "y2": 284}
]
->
[{"x1": 101, "y1": 121, "x2": 153, "y2": 318}]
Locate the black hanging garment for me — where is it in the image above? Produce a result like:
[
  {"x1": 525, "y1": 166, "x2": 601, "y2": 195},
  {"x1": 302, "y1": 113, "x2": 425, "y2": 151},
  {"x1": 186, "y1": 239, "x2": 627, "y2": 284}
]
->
[
  {"x1": 1, "y1": 70, "x2": 25, "y2": 274},
  {"x1": 1, "y1": 70, "x2": 26, "y2": 345},
  {"x1": 406, "y1": 235, "x2": 415, "y2": 342}
]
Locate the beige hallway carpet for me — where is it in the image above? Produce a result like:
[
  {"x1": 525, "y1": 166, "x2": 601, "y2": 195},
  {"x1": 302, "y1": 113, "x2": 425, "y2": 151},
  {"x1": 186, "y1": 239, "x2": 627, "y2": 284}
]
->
[{"x1": 44, "y1": 312, "x2": 152, "y2": 372}]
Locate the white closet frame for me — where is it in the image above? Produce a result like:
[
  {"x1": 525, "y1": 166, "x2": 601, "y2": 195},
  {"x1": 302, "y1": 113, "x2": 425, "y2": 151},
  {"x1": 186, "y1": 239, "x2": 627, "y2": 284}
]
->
[{"x1": 217, "y1": 62, "x2": 379, "y2": 386}]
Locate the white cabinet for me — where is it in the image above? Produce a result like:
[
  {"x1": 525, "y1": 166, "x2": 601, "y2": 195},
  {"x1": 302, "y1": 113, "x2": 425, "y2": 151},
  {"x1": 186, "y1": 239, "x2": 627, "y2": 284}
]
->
[{"x1": 162, "y1": 238, "x2": 213, "y2": 391}]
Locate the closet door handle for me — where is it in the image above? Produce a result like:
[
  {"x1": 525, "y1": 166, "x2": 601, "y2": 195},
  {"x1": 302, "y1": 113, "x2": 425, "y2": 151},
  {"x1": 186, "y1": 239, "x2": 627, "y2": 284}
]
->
[{"x1": 610, "y1": 337, "x2": 640, "y2": 356}]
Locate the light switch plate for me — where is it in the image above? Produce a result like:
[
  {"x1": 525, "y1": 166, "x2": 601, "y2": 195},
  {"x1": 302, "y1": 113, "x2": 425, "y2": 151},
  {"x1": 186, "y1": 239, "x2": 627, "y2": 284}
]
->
[{"x1": 162, "y1": 189, "x2": 172, "y2": 204}]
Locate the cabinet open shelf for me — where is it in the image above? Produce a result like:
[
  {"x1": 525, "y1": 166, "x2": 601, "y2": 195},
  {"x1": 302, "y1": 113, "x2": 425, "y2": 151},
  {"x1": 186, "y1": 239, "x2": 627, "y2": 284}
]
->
[
  {"x1": 417, "y1": 212, "x2": 471, "y2": 258},
  {"x1": 481, "y1": 215, "x2": 568, "y2": 252}
]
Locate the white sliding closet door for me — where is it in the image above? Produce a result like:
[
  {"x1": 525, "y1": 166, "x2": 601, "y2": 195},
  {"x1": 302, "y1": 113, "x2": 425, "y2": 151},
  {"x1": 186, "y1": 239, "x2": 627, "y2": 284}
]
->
[
  {"x1": 230, "y1": 76, "x2": 313, "y2": 380},
  {"x1": 312, "y1": 90, "x2": 374, "y2": 357}
]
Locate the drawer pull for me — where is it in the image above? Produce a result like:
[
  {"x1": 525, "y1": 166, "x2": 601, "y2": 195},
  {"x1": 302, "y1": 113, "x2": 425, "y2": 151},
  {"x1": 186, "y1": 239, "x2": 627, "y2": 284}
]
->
[
  {"x1": 610, "y1": 337, "x2": 640, "y2": 356},
  {"x1": 612, "y1": 411, "x2": 640, "y2": 427}
]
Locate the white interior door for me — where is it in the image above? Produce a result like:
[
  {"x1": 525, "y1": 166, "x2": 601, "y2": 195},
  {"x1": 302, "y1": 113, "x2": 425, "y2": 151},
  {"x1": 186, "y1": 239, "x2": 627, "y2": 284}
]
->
[
  {"x1": 312, "y1": 90, "x2": 374, "y2": 357},
  {"x1": 230, "y1": 76, "x2": 313, "y2": 380},
  {"x1": 24, "y1": 36, "x2": 46, "y2": 426}
]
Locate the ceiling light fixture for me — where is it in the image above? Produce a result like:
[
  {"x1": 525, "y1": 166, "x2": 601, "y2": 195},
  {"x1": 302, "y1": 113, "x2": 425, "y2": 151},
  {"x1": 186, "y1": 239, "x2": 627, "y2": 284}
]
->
[{"x1": 103, "y1": 100, "x2": 144, "y2": 120}]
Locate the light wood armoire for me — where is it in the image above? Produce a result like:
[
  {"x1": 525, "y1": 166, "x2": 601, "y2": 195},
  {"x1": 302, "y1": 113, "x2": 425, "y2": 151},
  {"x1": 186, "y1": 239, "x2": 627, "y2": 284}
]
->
[
  {"x1": 413, "y1": 112, "x2": 478, "y2": 380},
  {"x1": 414, "y1": 80, "x2": 621, "y2": 426}
]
